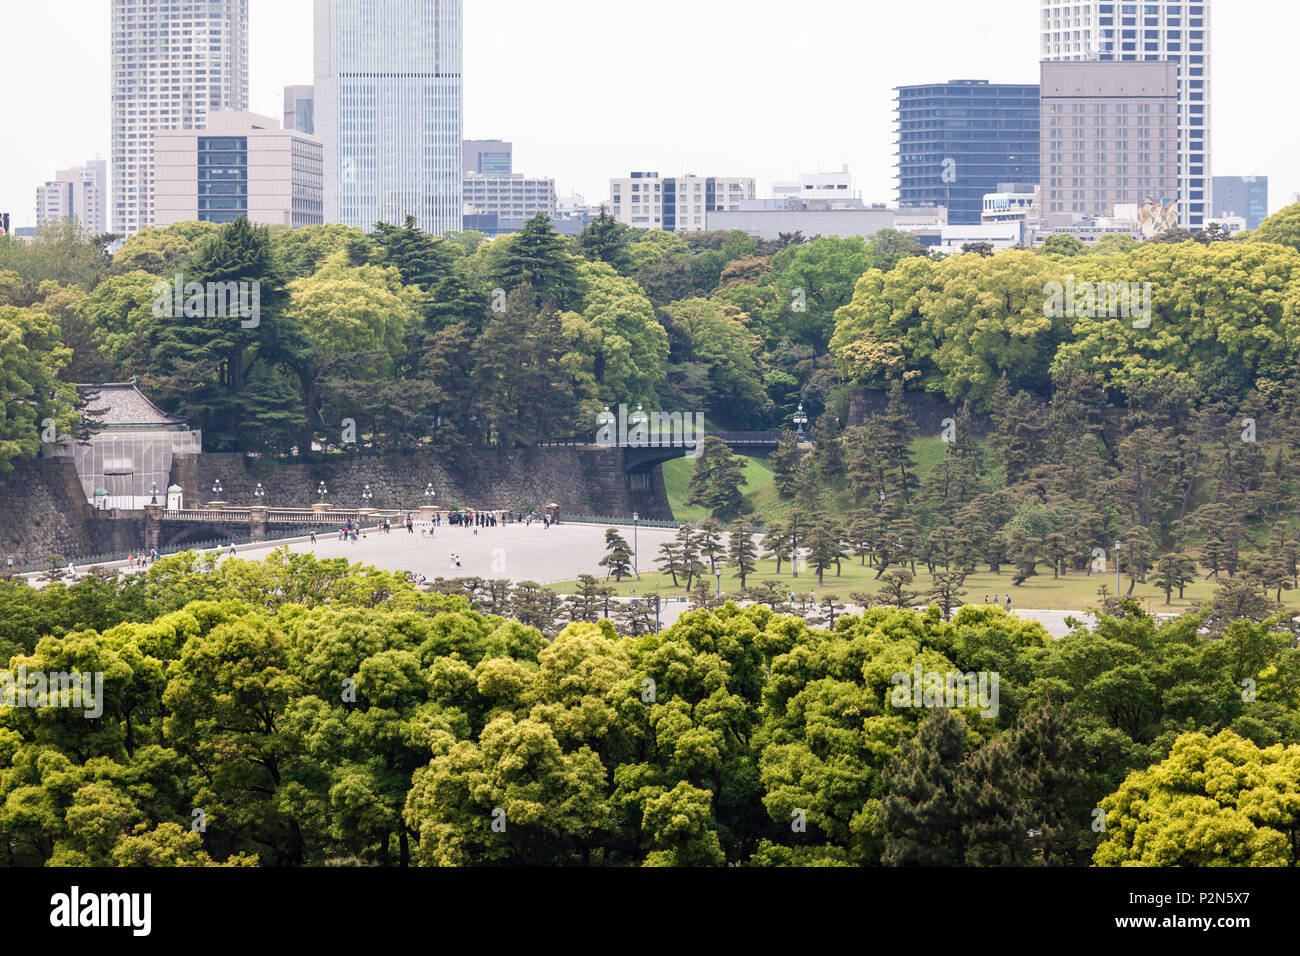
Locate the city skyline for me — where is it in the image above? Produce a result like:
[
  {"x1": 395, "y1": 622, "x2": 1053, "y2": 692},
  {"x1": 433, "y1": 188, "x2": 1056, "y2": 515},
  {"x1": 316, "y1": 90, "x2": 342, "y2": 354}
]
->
[{"x1": 2, "y1": 0, "x2": 1296, "y2": 232}]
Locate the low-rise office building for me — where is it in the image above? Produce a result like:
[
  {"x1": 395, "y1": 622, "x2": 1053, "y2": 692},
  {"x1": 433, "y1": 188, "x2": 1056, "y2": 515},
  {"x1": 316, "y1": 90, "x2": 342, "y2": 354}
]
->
[
  {"x1": 610, "y1": 173, "x2": 755, "y2": 232},
  {"x1": 153, "y1": 111, "x2": 324, "y2": 228}
]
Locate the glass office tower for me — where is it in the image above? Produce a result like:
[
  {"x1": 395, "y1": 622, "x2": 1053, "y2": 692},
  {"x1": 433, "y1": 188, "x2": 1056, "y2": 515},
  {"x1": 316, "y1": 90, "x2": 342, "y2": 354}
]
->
[
  {"x1": 314, "y1": 0, "x2": 463, "y2": 235},
  {"x1": 895, "y1": 81, "x2": 1041, "y2": 225}
]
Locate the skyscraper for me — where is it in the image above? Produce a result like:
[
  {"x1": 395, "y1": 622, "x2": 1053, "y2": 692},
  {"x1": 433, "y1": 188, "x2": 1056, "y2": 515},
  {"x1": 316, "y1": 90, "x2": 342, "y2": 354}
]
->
[
  {"x1": 110, "y1": 0, "x2": 250, "y2": 237},
  {"x1": 1040, "y1": 0, "x2": 1211, "y2": 230},
  {"x1": 36, "y1": 160, "x2": 108, "y2": 235},
  {"x1": 1212, "y1": 176, "x2": 1268, "y2": 231},
  {"x1": 895, "y1": 81, "x2": 1041, "y2": 225},
  {"x1": 315, "y1": 0, "x2": 463, "y2": 235}
]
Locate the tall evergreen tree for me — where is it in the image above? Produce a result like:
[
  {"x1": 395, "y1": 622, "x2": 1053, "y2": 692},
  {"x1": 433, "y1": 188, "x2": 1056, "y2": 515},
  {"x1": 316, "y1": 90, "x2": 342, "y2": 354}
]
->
[
  {"x1": 881, "y1": 709, "x2": 968, "y2": 866},
  {"x1": 495, "y1": 214, "x2": 580, "y2": 310}
]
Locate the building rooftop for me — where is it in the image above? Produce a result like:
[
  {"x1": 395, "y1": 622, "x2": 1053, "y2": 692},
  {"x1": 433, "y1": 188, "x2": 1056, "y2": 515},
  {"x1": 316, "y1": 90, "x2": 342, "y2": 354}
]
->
[{"x1": 77, "y1": 383, "x2": 187, "y2": 428}]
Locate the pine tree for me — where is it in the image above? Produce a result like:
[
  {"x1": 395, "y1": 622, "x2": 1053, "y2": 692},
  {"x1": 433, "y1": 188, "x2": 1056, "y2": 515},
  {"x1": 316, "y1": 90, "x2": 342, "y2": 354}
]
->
[
  {"x1": 696, "y1": 519, "x2": 725, "y2": 575},
  {"x1": 956, "y1": 736, "x2": 1032, "y2": 865},
  {"x1": 598, "y1": 528, "x2": 635, "y2": 581},
  {"x1": 727, "y1": 520, "x2": 759, "y2": 589},
  {"x1": 768, "y1": 430, "x2": 802, "y2": 500},
  {"x1": 810, "y1": 414, "x2": 844, "y2": 482},
  {"x1": 762, "y1": 522, "x2": 792, "y2": 575},
  {"x1": 1008, "y1": 703, "x2": 1095, "y2": 866},
  {"x1": 803, "y1": 514, "x2": 846, "y2": 586},
  {"x1": 495, "y1": 213, "x2": 580, "y2": 310},
  {"x1": 575, "y1": 206, "x2": 633, "y2": 274},
  {"x1": 881, "y1": 709, "x2": 968, "y2": 866},
  {"x1": 876, "y1": 568, "x2": 919, "y2": 608},
  {"x1": 685, "y1": 437, "x2": 747, "y2": 520},
  {"x1": 926, "y1": 571, "x2": 968, "y2": 620}
]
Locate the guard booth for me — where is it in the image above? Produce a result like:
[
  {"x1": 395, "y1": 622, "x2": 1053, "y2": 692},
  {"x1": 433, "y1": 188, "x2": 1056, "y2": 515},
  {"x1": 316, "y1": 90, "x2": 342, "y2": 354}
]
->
[{"x1": 545, "y1": 503, "x2": 561, "y2": 525}]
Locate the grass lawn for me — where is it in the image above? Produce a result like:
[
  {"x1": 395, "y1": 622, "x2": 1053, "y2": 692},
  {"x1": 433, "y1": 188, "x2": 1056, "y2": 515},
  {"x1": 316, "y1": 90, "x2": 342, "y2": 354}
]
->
[
  {"x1": 552, "y1": 553, "x2": 1286, "y2": 614},
  {"x1": 643, "y1": 436, "x2": 1299, "y2": 613},
  {"x1": 663, "y1": 455, "x2": 779, "y2": 525}
]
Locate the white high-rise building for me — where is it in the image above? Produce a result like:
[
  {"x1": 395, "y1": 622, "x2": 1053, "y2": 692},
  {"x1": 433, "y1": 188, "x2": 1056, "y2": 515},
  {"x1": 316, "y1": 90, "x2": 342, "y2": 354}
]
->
[
  {"x1": 36, "y1": 160, "x2": 108, "y2": 235},
  {"x1": 315, "y1": 0, "x2": 463, "y2": 235},
  {"x1": 110, "y1": 0, "x2": 250, "y2": 237},
  {"x1": 1040, "y1": 0, "x2": 1211, "y2": 230}
]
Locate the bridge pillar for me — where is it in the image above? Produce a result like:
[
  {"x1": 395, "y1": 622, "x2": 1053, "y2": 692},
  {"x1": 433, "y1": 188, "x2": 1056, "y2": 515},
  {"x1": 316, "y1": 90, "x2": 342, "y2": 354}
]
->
[
  {"x1": 249, "y1": 506, "x2": 269, "y2": 542},
  {"x1": 143, "y1": 503, "x2": 164, "y2": 551}
]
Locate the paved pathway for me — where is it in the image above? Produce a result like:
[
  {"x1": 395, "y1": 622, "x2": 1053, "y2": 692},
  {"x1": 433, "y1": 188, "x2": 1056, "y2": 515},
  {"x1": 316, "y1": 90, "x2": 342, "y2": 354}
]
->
[{"x1": 30, "y1": 522, "x2": 1133, "y2": 638}]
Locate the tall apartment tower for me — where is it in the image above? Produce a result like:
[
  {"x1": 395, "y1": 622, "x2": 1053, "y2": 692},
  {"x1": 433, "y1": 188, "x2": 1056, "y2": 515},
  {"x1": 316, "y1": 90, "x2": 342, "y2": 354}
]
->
[
  {"x1": 36, "y1": 160, "x2": 109, "y2": 235},
  {"x1": 315, "y1": 0, "x2": 463, "y2": 235},
  {"x1": 1040, "y1": 0, "x2": 1211, "y2": 230},
  {"x1": 895, "y1": 81, "x2": 1041, "y2": 225},
  {"x1": 110, "y1": 0, "x2": 250, "y2": 237}
]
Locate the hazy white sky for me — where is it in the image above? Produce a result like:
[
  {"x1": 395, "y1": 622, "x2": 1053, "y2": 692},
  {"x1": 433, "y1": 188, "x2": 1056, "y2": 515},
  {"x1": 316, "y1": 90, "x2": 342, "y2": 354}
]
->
[{"x1": 3, "y1": 0, "x2": 1296, "y2": 230}]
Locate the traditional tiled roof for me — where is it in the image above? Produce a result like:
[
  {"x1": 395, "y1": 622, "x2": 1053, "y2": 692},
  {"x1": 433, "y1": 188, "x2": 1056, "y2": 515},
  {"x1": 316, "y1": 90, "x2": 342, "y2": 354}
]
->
[{"x1": 76, "y1": 383, "x2": 187, "y2": 428}]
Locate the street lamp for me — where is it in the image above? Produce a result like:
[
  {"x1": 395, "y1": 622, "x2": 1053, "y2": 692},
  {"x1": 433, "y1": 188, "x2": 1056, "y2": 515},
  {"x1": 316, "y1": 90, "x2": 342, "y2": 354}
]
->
[
  {"x1": 633, "y1": 512, "x2": 640, "y2": 577},
  {"x1": 425, "y1": 483, "x2": 436, "y2": 506},
  {"x1": 317, "y1": 481, "x2": 328, "y2": 502},
  {"x1": 1115, "y1": 539, "x2": 1122, "y2": 596},
  {"x1": 597, "y1": 405, "x2": 616, "y2": 445},
  {"x1": 212, "y1": 479, "x2": 223, "y2": 499},
  {"x1": 793, "y1": 404, "x2": 808, "y2": 439},
  {"x1": 362, "y1": 484, "x2": 374, "y2": 507},
  {"x1": 792, "y1": 523, "x2": 799, "y2": 579},
  {"x1": 716, "y1": 567, "x2": 722, "y2": 599},
  {"x1": 150, "y1": 482, "x2": 158, "y2": 505},
  {"x1": 629, "y1": 404, "x2": 648, "y2": 444},
  {"x1": 254, "y1": 482, "x2": 265, "y2": 503}
]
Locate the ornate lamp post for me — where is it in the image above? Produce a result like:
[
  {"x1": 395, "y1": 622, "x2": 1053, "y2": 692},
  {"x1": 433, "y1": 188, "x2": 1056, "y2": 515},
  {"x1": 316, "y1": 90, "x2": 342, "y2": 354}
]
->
[
  {"x1": 150, "y1": 482, "x2": 159, "y2": 505},
  {"x1": 209, "y1": 478, "x2": 225, "y2": 510},
  {"x1": 793, "y1": 404, "x2": 808, "y2": 440},
  {"x1": 629, "y1": 404, "x2": 648, "y2": 445},
  {"x1": 254, "y1": 482, "x2": 265, "y2": 503},
  {"x1": 1115, "y1": 539, "x2": 1122, "y2": 597},
  {"x1": 596, "y1": 405, "x2": 616, "y2": 446},
  {"x1": 361, "y1": 484, "x2": 374, "y2": 514}
]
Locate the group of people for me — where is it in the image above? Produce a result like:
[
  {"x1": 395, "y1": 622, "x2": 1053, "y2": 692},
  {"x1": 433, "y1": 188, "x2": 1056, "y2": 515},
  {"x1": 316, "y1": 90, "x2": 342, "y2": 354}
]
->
[
  {"x1": 984, "y1": 594, "x2": 1014, "y2": 609},
  {"x1": 447, "y1": 510, "x2": 511, "y2": 528}
]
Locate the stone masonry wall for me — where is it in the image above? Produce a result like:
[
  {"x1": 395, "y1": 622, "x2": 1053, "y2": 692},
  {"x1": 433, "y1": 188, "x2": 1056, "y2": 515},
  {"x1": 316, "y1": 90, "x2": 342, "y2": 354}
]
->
[
  {"x1": 169, "y1": 447, "x2": 672, "y2": 520},
  {"x1": 0, "y1": 459, "x2": 94, "y2": 567}
]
